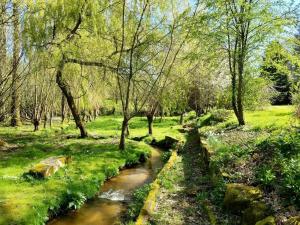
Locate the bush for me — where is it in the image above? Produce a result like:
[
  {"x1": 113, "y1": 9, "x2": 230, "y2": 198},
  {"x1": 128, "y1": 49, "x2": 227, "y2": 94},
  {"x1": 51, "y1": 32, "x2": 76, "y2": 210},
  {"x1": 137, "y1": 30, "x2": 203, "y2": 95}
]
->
[
  {"x1": 210, "y1": 109, "x2": 230, "y2": 123},
  {"x1": 65, "y1": 190, "x2": 87, "y2": 210}
]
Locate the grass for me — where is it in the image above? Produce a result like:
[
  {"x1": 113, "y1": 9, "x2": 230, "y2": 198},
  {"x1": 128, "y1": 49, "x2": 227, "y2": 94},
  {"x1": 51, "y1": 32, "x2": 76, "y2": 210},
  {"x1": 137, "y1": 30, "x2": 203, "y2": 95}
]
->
[
  {"x1": 198, "y1": 105, "x2": 300, "y2": 221},
  {"x1": 0, "y1": 115, "x2": 183, "y2": 225},
  {"x1": 200, "y1": 105, "x2": 295, "y2": 133}
]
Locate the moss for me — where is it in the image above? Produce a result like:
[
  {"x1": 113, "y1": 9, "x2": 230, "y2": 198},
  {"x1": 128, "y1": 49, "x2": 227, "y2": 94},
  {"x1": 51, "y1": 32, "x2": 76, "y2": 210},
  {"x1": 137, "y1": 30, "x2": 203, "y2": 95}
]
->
[
  {"x1": 255, "y1": 216, "x2": 276, "y2": 225},
  {"x1": 242, "y1": 201, "x2": 269, "y2": 225},
  {"x1": 285, "y1": 216, "x2": 300, "y2": 225},
  {"x1": 203, "y1": 200, "x2": 217, "y2": 225},
  {"x1": 224, "y1": 183, "x2": 263, "y2": 212}
]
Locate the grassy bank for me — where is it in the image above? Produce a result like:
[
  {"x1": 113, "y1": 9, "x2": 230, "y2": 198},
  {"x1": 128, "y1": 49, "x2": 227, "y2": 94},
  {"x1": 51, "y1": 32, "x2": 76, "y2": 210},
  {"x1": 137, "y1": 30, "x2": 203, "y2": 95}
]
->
[
  {"x1": 0, "y1": 116, "x2": 183, "y2": 225},
  {"x1": 199, "y1": 106, "x2": 299, "y2": 223}
]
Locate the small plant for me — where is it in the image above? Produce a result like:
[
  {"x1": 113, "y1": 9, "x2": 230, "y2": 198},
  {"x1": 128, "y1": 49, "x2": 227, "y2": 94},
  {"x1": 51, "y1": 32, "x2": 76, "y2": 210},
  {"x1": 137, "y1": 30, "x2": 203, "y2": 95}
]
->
[
  {"x1": 161, "y1": 151, "x2": 172, "y2": 163},
  {"x1": 126, "y1": 184, "x2": 151, "y2": 221},
  {"x1": 256, "y1": 165, "x2": 276, "y2": 187},
  {"x1": 104, "y1": 165, "x2": 119, "y2": 178},
  {"x1": 196, "y1": 192, "x2": 209, "y2": 203},
  {"x1": 65, "y1": 190, "x2": 87, "y2": 210}
]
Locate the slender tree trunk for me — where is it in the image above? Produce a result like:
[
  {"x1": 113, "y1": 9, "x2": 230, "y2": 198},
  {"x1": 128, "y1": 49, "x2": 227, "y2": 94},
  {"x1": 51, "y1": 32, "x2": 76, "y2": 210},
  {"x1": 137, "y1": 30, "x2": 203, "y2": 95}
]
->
[
  {"x1": 179, "y1": 111, "x2": 184, "y2": 125},
  {"x1": 43, "y1": 113, "x2": 47, "y2": 129},
  {"x1": 237, "y1": 53, "x2": 245, "y2": 125},
  {"x1": 33, "y1": 119, "x2": 39, "y2": 132},
  {"x1": 119, "y1": 116, "x2": 129, "y2": 150},
  {"x1": 56, "y1": 60, "x2": 88, "y2": 138},
  {"x1": 147, "y1": 114, "x2": 153, "y2": 135},
  {"x1": 0, "y1": 5, "x2": 6, "y2": 122},
  {"x1": 49, "y1": 110, "x2": 53, "y2": 128},
  {"x1": 61, "y1": 94, "x2": 65, "y2": 124},
  {"x1": 10, "y1": 2, "x2": 21, "y2": 127}
]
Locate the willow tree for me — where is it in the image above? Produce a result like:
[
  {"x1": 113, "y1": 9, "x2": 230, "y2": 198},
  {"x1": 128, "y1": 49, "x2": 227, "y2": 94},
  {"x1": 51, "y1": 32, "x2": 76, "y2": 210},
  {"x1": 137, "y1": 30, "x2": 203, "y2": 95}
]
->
[{"x1": 24, "y1": 0, "x2": 114, "y2": 137}]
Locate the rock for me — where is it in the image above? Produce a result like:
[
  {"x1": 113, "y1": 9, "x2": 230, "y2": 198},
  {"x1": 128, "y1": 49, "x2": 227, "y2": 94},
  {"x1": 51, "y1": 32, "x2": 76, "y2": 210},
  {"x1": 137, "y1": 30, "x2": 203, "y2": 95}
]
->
[
  {"x1": 164, "y1": 136, "x2": 179, "y2": 148},
  {"x1": 177, "y1": 128, "x2": 186, "y2": 133},
  {"x1": 131, "y1": 135, "x2": 148, "y2": 142},
  {"x1": 151, "y1": 136, "x2": 179, "y2": 149},
  {"x1": 242, "y1": 201, "x2": 269, "y2": 225},
  {"x1": 0, "y1": 139, "x2": 18, "y2": 151},
  {"x1": 29, "y1": 156, "x2": 70, "y2": 178},
  {"x1": 0, "y1": 139, "x2": 7, "y2": 146},
  {"x1": 224, "y1": 183, "x2": 263, "y2": 212},
  {"x1": 255, "y1": 216, "x2": 276, "y2": 225},
  {"x1": 284, "y1": 216, "x2": 300, "y2": 225}
]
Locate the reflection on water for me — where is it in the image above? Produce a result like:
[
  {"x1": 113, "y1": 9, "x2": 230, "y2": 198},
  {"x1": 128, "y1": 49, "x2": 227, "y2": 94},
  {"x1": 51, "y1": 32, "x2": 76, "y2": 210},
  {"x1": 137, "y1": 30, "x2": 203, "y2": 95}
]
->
[{"x1": 48, "y1": 148, "x2": 163, "y2": 225}]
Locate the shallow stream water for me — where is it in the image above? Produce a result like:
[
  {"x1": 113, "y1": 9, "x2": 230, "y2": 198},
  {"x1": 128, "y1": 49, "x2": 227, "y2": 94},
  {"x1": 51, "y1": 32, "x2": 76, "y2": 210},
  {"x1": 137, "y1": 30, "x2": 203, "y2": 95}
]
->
[{"x1": 48, "y1": 148, "x2": 163, "y2": 225}]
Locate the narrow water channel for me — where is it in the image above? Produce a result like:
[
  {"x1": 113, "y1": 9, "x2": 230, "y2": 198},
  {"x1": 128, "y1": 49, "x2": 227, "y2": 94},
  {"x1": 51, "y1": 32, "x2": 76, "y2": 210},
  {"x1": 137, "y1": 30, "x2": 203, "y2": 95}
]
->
[{"x1": 48, "y1": 148, "x2": 163, "y2": 225}]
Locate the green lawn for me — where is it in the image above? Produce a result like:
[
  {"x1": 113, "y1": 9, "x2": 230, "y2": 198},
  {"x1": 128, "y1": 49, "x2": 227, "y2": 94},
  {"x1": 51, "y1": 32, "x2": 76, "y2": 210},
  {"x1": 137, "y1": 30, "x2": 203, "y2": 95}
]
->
[
  {"x1": 199, "y1": 105, "x2": 300, "y2": 218},
  {"x1": 201, "y1": 105, "x2": 295, "y2": 133},
  {"x1": 0, "y1": 116, "x2": 183, "y2": 225}
]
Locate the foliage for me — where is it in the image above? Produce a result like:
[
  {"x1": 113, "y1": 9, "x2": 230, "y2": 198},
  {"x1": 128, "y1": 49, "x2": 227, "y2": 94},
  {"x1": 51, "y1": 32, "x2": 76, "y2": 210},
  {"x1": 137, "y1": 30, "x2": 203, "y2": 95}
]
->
[
  {"x1": 261, "y1": 41, "x2": 293, "y2": 105},
  {"x1": 0, "y1": 117, "x2": 158, "y2": 225},
  {"x1": 255, "y1": 165, "x2": 276, "y2": 187},
  {"x1": 243, "y1": 77, "x2": 275, "y2": 110},
  {"x1": 126, "y1": 184, "x2": 151, "y2": 221},
  {"x1": 161, "y1": 151, "x2": 172, "y2": 163}
]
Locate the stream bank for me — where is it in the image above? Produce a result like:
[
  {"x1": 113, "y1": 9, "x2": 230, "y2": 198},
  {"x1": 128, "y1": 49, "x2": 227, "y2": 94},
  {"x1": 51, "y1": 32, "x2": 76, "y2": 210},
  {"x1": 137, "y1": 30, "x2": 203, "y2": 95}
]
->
[
  {"x1": 48, "y1": 147, "x2": 163, "y2": 225},
  {"x1": 150, "y1": 128, "x2": 212, "y2": 225}
]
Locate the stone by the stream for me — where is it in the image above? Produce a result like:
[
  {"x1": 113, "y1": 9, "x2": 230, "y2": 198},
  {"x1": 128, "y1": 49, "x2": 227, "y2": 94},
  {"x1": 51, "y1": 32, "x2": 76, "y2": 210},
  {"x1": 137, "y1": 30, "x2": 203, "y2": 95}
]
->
[
  {"x1": 284, "y1": 216, "x2": 300, "y2": 225},
  {"x1": 164, "y1": 136, "x2": 179, "y2": 148},
  {"x1": 152, "y1": 136, "x2": 180, "y2": 149},
  {"x1": 0, "y1": 139, "x2": 18, "y2": 151},
  {"x1": 29, "y1": 156, "x2": 70, "y2": 178},
  {"x1": 255, "y1": 216, "x2": 276, "y2": 225},
  {"x1": 224, "y1": 183, "x2": 263, "y2": 212},
  {"x1": 242, "y1": 201, "x2": 269, "y2": 225}
]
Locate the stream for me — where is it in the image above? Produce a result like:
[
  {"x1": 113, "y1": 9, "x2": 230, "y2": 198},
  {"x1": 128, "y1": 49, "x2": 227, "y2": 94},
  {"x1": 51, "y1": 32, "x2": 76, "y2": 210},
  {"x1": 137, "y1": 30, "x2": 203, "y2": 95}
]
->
[{"x1": 48, "y1": 148, "x2": 163, "y2": 225}]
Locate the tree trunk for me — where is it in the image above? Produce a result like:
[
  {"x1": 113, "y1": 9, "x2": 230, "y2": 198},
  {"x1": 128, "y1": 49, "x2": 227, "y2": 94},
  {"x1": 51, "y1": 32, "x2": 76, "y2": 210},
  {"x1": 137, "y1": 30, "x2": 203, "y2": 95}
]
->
[
  {"x1": 179, "y1": 112, "x2": 184, "y2": 125},
  {"x1": 56, "y1": 60, "x2": 88, "y2": 138},
  {"x1": 49, "y1": 110, "x2": 53, "y2": 128},
  {"x1": 119, "y1": 117, "x2": 129, "y2": 150},
  {"x1": 0, "y1": 5, "x2": 6, "y2": 122},
  {"x1": 147, "y1": 114, "x2": 153, "y2": 135},
  {"x1": 33, "y1": 119, "x2": 39, "y2": 132},
  {"x1": 61, "y1": 94, "x2": 65, "y2": 124},
  {"x1": 10, "y1": 2, "x2": 21, "y2": 127},
  {"x1": 43, "y1": 114, "x2": 47, "y2": 129}
]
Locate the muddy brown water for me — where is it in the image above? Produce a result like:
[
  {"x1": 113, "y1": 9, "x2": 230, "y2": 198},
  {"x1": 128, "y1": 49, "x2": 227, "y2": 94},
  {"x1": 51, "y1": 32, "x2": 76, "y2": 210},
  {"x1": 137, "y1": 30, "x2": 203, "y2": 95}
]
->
[{"x1": 48, "y1": 148, "x2": 163, "y2": 225}]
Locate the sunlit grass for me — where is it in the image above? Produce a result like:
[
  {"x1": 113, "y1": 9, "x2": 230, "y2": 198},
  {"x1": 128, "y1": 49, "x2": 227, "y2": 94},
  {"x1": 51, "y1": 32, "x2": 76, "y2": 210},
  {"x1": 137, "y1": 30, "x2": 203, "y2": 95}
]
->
[
  {"x1": 0, "y1": 115, "x2": 183, "y2": 225},
  {"x1": 201, "y1": 105, "x2": 295, "y2": 132}
]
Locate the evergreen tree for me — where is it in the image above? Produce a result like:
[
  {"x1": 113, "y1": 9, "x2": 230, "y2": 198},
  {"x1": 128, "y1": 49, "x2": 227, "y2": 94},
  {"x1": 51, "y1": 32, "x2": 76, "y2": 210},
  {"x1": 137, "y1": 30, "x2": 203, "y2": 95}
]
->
[{"x1": 261, "y1": 41, "x2": 292, "y2": 105}]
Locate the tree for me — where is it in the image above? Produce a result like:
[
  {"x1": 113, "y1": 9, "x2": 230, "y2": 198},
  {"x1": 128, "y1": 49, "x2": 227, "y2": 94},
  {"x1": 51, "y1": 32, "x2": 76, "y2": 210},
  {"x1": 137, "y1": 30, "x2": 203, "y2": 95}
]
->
[
  {"x1": 203, "y1": 0, "x2": 297, "y2": 125},
  {"x1": 261, "y1": 41, "x2": 292, "y2": 105},
  {"x1": 10, "y1": 1, "x2": 22, "y2": 126}
]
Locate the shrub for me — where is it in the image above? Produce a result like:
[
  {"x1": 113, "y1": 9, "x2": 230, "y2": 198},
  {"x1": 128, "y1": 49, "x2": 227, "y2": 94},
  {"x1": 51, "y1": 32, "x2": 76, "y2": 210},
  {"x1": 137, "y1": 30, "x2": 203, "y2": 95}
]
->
[
  {"x1": 65, "y1": 190, "x2": 87, "y2": 210},
  {"x1": 210, "y1": 109, "x2": 230, "y2": 123}
]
